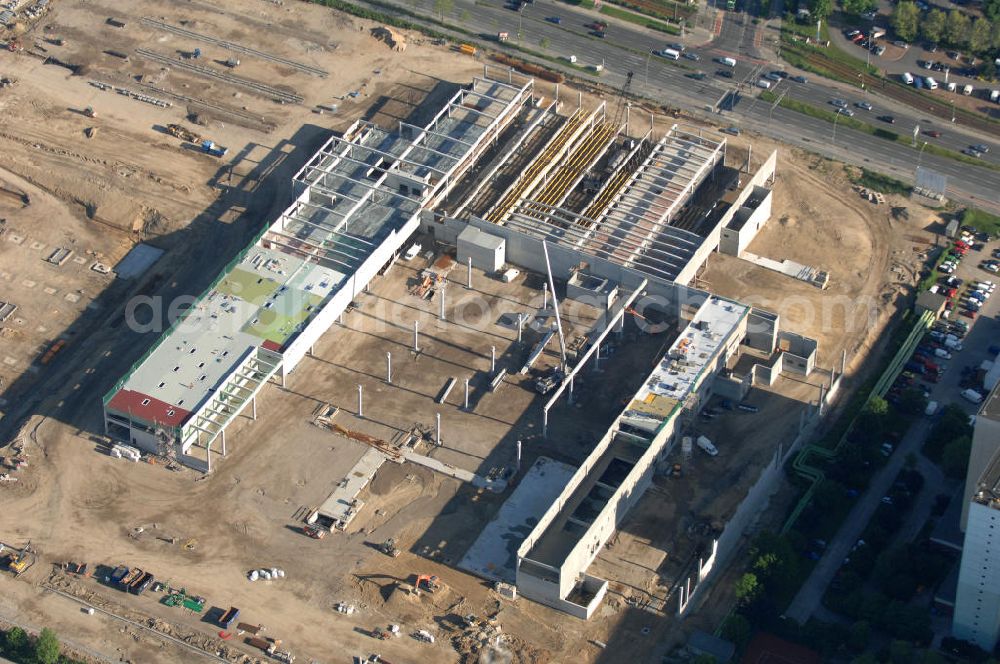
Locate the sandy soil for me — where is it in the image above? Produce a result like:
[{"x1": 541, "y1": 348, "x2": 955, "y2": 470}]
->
[{"x1": 0, "y1": 1, "x2": 936, "y2": 662}]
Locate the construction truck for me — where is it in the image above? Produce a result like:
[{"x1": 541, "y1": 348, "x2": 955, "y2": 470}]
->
[
  {"x1": 415, "y1": 574, "x2": 440, "y2": 594},
  {"x1": 201, "y1": 140, "x2": 228, "y2": 157},
  {"x1": 535, "y1": 367, "x2": 564, "y2": 395},
  {"x1": 303, "y1": 524, "x2": 326, "y2": 539},
  {"x1": 166, "y1": 124, "x2": 201, "y2": 143},
  {"x1": 379, "y1": 538, "x2": 400, "y2": 558}
]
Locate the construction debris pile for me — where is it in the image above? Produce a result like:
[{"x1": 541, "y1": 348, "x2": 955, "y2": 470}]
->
[{"x1": 371, "y1": 27, "x2": 406, "y2": 52}]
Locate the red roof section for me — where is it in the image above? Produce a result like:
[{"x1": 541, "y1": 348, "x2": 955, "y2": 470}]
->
[
  {"x1": 742, "y1": 633, "x2": 822, "y2": 664},
  {"x1": 106, "y1": 389, "x2": 191, "y2": 428},
  {"x1": 261, "y1": 340, "x2": 283, "y2": 353}
]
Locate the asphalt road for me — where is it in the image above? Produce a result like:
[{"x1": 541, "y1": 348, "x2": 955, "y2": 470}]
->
[{"x1": 369, "y1": 0, "x2": 1000, "y2": 210}]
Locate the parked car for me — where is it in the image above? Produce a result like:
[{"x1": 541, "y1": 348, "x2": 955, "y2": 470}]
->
[
  {"x1": 963, "y1": 148, "x2": 983, "y2": 158},
  {"x1": 925, "y1": 130, "x2": 942, "y2": 138},
  {"x1": 830, "y1": 98, "x2": 848, "y2": 108},
  {"x1": 791, "y1": 75, "x2": 808, "y2": 83},
  {"x1": 877, "y1": 115, "x2": 895, "y2": 123},
  {"x1": 684, "y1": 52, "x2": 701, "y2": 61},
  {"x1": 972, "y1": 144, "x2": 990, "y2": 153},
  {"x1": 856, "y1": 101, "x2": 873, "y2": 110},
  {"x1": 721, "y1": 126, "x2": 741, "y2": 136},
  {"x1": 837, "y1": 108, "x2": 855, "y2": 116}
]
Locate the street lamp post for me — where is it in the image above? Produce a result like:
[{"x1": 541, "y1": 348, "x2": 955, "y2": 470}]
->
[
  {"x1": 832, "y1": 110, "x2": 840, "y2": 145},
  {"x1": 951, "y1": 99, "x2": 956, "y2": 123},
  {"x1": 645, "y1": 50, "x2": 651, "y2": 91},
  {"x1": 917, "y1": 140, "x2": 928, "y2": 171}
]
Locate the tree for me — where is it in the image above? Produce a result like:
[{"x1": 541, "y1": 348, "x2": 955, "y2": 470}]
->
[
  {"x1": 969, "y1": 18, "x2": 992, "y2": 54},
  {"x1": 942, "y1": 436, "x2": 972, "y2": 478},
  {"x1": 809, "y1": 0, "x2": 832, "y2": 20},
  {"x1": 922, "y1": 9, "x2": 946, "y2": 43},
  {"x1": 33, "y1": 628, "x2": 60, "y2": 664},
  {"x1": 848, "y1": 621, "x2": 871, "y2": 652},
  {"x1": 898, "y1": 388, "x2": 927, "y2": 416},
  {"x1": 433, "y1": 0, "x2": 453, "y2": 20},
  {"x1": 892, "y1": 2, "x2": 920, "y2": 43},
  {"x1": 890, "y1": 639, "x2": 915, "y2": 664},
  {"x1": 986, "y1": 0, "x2": 1000, "y2": 22},
  {"x1": 735, "y1": 572, "x2": 761, "y2": 606},
  {"x1": 3, "y1": 627, "x2": 28, "y2": 658},
  {"x1": 842, "y1": 0, "x2": 877, "y2": 15},
  {"x1": 721, "y1": 614, "x2": 753, "y2": 650},
  {"x1": 540, "y1": 36, "x2": 551, "y2": 49},
  {"x1": 944, "y1": 10, "x2": 971, "y2": 48}
]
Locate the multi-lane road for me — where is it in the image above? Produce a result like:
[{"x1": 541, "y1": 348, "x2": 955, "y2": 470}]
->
[{"x1": 354, "y1": 0, "x2": 1000, "y2": 209}]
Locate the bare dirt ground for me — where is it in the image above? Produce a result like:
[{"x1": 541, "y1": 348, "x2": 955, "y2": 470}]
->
[
  {"x1": 700, "y1": 141, "x2": 936, "y2": 373},
  {"x1": 0, "y1": 1, "x2": 936, "y2": 663}
]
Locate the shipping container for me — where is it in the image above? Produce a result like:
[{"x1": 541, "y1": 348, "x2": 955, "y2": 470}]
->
[{"x1": 220, "y1": 607, "x2": 240, "y2": 629}]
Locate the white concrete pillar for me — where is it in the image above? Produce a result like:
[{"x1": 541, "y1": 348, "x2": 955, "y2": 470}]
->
[
  {"x1": 435, "y1": 413, "x2": 441, "y2": 446},
  {"x1": 251, "y1": 396, "x2": 257, "y2": 421},
  {"x1": 206, "y1": 440, "x2": 212, "y2": 473},
  {"x1": 414, "y1": 320, "x2": 420, "y2": 352},
  {"x1": 439, "y1": 285, "x2": 446, "y2": 321},
  {"x1": 221, "y1": 429, "x2": 226, "y2": 457},
  {"x1": 543, "y1": 283, "x2": 548, "y2": 310},
  {"x1": 464, "y1": 378, "x2": 470, "y2": 410},
  {"x1": 386, "y1": 352, "x2": 392, "y2": 384},
  {"x1": 357, "y1": 384, "x2": 364, "y2": 418},
  {"x1": 467, "y1": 257, "x2": 472, "y2": 290},
  {"x1": 491, "y1": 346, "x2": 496, "y2": 373}
]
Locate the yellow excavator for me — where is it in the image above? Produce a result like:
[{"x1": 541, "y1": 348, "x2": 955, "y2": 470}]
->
[{"x1": 3, "y1": 541, "x2": 35, "y2": 577}]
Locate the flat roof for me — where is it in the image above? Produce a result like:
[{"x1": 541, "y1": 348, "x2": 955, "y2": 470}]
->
[
  {"x1": 523, "y1": 296, "x2": 749, "y2": 568},
  {"x1": 106, "y1": 77, "x2": 530, "y2": 426},
  {"x1": 973, "y1": 383, "x2": 1000, "y2": 506}
]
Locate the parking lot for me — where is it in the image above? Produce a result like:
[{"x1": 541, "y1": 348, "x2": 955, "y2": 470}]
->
[{"x1": 905, "y1": 227, "x2": 1000, "y2": 415}]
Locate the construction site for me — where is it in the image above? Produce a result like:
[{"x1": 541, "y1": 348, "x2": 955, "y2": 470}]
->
[{"x1": 0, "y1": 1, "x2": 938, "y2": 662}]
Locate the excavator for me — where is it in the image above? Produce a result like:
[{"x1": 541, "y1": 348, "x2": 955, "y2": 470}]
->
[{"x1": 3, "y1": 542, "x2": 35, "y2": 577}]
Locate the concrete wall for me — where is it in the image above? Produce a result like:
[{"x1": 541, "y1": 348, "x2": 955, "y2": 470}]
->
[
  {"x1": 428, "y1": 215, "x2": 712, "y2": 322},
  {"x1": 282, "y1": 214, "x2": 421, "y2": 373},
  {"x1": 710, "y1": 149, "x2": 779, "y2": 258},
  {"x1": 778, "y1": 331, "x2": 817, "y2": 376},
  {"x1": 746, "y1": 309, "x2": 779, "y2": 353},
  {"x1": 682, "y1": 405, "x2": 821, "y2": 616},
  {"x1": 714, "y1": 372, "x2": 750, "y2": 401},
  {"x1": 518, "y1": 306, "x2": 750, "y2": 616},
  {"x1": 954, "y1": 500, "x2": 1000, "y2": 650},
  {"x1": 718, "y1": 186, "x2": 773, "y2": 257}
]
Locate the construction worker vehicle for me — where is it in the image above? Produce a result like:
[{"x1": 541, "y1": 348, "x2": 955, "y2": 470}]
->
[
  {"x1": 3, "y1": 542, "x2": 36, "y2": 577},
  {"x1": 378, "y1": 538, "x2": 400, "y2": 558},
  {"x1": 303, "y1": 524, "x2": 326, "y2": 539},
  {"x1": 535, "y1": 367, "x2": 564, "y2": 395},
  {"x1": 166, "y1": 124, "x2": 201, "y2": 143},
  {"x1": 415, "y1": 574, "x2": 440, "y2": 594}
]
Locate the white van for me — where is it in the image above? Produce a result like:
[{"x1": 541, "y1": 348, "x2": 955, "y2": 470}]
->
[
  {"x1": 962, "y1": 388, "x2": 984, "y2": 404},
  {"x1": 924, "y1": 400, "x2": 939, "y2": 416},
  {"x1": 963, "y1": 84, "x2": 974, "y2": 95},
  {"x1": 659, "y1": 48, "x2": 681, "y2": 60},
  {"x1": 756, "y1": 79, "x2": 772, "y2": 89},
  {"x1": 719, "y1": 56, "x2": 736, "y2": 67},
  {"x1": 947, "y1": 82, "x2": 957, "y2": 92},
  {"x1": 902, "y1": 71, "x2": 914, "y2": 84},
  {"x1": 697, "y1": 435, "x2": 718, "y2": 456},
  {"x1": 403, "y1": 242, "x2": 422, "y2": 260},
  {"x1": 501, "y1": 268, "x2": 520, "y2": 283},
  {"x1": 992, "y1": 90, "x2": 1000, "y2": 103},
  {"x1": 925, "y1": 76, "x2": 938, "y2": 90}
]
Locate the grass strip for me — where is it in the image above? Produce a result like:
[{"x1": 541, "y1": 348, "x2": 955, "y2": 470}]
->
[{"x1": 598, "y1": 4, "x2": 680, "y2": 34}]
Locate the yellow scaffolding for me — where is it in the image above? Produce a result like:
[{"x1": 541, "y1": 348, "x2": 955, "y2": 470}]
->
[{"x1": 485, "y1": 110, "x2": 586, "y2": 224}]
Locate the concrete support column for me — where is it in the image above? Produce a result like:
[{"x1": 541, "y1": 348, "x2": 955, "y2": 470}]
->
[
  {"x1": 281, "y1": 371, "x2": 286, "y2": 388},
  {"x1": 542, "y1": 407, "x2": 548, "y2": 437},
  {"x1": 594, "y1": 345, "x2": 601, "y2": 372},
  {"x1": 386, "y1": 352, "x2": 392, "y2": 384},
  {"x1": 357, "y1": 384, "x2": 364, "y2": 418},
  {"x1": 464, "y1": 378, "x2": 470, "y2": 410},
  {"x1": 251, "y1": 396, "x2": 257, "y2": 420},
  {"x1": 439, "y1": 285, "x2": 446, "y2": 321},
  {"x1": 467, "y1": 257, "x2": 472, "y2": 290},
  {"x1": 841, "y1": 348, "x2": 847, "y2": 374},
  {"x1": 517, "y1": 314, "x2": 524, "y2": 343},
  {"x1": 221, "y1": 429, "x2": 227, "y2": 457},
  {"x1": 568, "y1": 375, "x2": 574, "y2": 405},
  {"x1": 413, "y1": 320, "x2": 420, "y2": 352},
  {"x1": 543, "y1": 283, "x2": 548, "y2": 310},
  {"x1": 310, "y1": 344, "x2": 314, "y2": 357},
  {"x1": 206, "y1": 440, "x2": 212, "y2": 474},
  {"x1": 435, "y1": 413, "x2": 441, "y2": 446}
]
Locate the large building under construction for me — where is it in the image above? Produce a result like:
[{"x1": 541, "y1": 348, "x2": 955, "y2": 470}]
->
[{"x1": 103, "y1": 72, "x2": 814, "y2": 617}]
